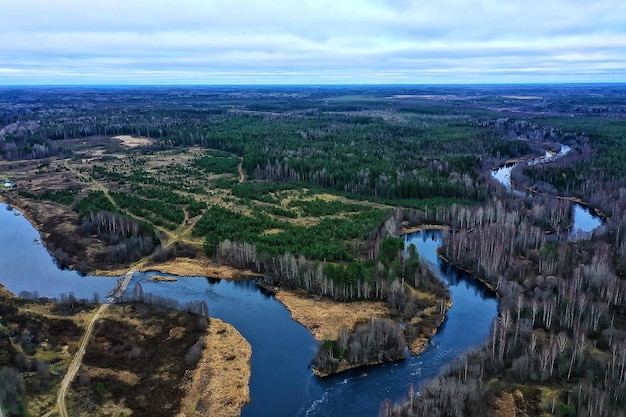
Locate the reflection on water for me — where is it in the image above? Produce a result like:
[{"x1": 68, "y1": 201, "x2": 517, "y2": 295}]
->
[
  {"x1": 569, "y1": 204, "x2": 603, "y2": 241},
  {"x1": 491, "y1": 163, "x2": 516, "y2": 191},
  {"x1": 491, "y1": 144, "x2": 602, "y2": 236},
  {"x1": 0, "y1": 204, "x2": 118, "y2": 300},
  {"x1": 0, "y1": 204, "x2": 498, "y2": 417},
  {"x1": 298, "y1": 231, "x2": 497, "y2": 417}
]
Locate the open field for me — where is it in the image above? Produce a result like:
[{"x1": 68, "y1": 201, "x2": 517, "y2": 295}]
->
[
  {"x1": 0, "y1": 285, "x2": 251, "y2": 417},
  {"x1": 275, "y1": 289, "x2": 388, "y2": 341},
  {"x1": 2, "y1": 85, "x2": 625, "y2": 416}
]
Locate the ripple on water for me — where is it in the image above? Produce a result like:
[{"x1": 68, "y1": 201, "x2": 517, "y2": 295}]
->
[{"x1": 0, "y1": 205, "x2": 499, "y2": 417}]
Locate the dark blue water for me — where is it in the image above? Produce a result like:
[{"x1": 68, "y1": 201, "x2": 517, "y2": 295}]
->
[
  {"x1": 0, "y1": 205, "x2": 118, "y2": 300},
  {"x1": 297, "y1": 230, "x2": 498, "y2": 417},
  {"x1": 133, "y1": 273, "x2": 319, "y2": 417},
  {"x1": 0, "y1": 203, "x2": 498, "y2": 416}
]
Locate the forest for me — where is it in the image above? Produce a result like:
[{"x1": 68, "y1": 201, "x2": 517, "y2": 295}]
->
[{"x1": 0, "y1": 84, "x2": 625, "y2": 416}]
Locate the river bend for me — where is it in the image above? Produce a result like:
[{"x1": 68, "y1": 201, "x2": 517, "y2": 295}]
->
[{"x1": 0, "y1": 205, "x2": 497, "y2": 416}]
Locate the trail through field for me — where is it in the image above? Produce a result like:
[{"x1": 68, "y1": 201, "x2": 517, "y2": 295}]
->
[
  {"x1": 238, "y1": 157, "x2": 246, "y2": 183},
  {"x1": 44, "y1": 303, "x2": 108, "y2": 417}
]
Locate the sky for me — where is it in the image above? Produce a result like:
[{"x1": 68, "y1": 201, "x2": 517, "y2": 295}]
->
[{"x1": 1, "y1": 0, "x2": 625, "y2": 85}]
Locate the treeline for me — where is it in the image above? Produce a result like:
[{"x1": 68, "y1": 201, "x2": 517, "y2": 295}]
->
[
  {"x1": 287, "y1": 198, "x2": 367, "y2": 217},
  {"x1": 18, "y1": 188, "x2": 79, "y2": 206},
  {"x1": 80, "y1": 211, "x2": 157, "y2": 265},
  {"x1": 0, "y1": 133, "x2": 70, "y2": 161},
  {"x1": 238, "y1": 115, "x2": 493, "y2": 203},
  {"x1": 229, "y1": 181, "x2": 308, "y2": 204},
  {"x1": 194, "y1": 204, "x2": 389, "y2": 262},
  {"x1": 7, "y1": 91, "x2": 516, "y2": 206},
  {"x1": 387, "y1": 193, "x2": 626, "y2": 417},
  {"x1": 314, "y1": 318, "x2": 406, "y2": 375},
  {"x1": 192, "y1": 154, "x2": 239, "y2": 175},
  {"x1": 76, "y1": 191, "x2": 159, "y2": 265},
  {"x1": 119, "y1": 282, "x2": 210, "y2": 318},
  {"x1": 109, "y1": 191, "x2": 184, "y2": 229}
]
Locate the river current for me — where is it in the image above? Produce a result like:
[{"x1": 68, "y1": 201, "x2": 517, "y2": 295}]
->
[{"x1": 0, "y1": 203, "x2": 498, "y2": 416}]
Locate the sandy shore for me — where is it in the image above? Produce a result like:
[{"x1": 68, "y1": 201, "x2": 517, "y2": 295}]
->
[
  {"x1": 178, "y1": 318, "x2": 252, "y2": 417},
  {"x1": 92, "y1": 257, "x2": 258, "y2": 279}
]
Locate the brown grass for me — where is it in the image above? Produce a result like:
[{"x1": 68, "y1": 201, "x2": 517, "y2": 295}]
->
[
  {"x1": 178, "y1": 319, "x2": 251, "y2": 417},
  {"x1": 0, "y1": 285, "x2": 97, "y2": 417},
  {"x1": 140, "y1": 257, "x2": 256, "y2": 279},
  {"x1": 495, "y1": 391, "x2": 517, "y2": 417},
  {"x1": 275, "y1": 289, "x2": 388, "y2": 341},
  {"x1": 401, "y1": 223, "x2": 451, "y2": 234},
  {"x1": 112, "y1": 135, "x2": 153, "y2": 148}
]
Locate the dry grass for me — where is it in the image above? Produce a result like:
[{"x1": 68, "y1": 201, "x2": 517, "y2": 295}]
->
[
  {"x1": 401, "y1": 223, "x2": 451, "y2": 234},
  {"x1": 178, "y1": 319, "x2": 251, "y2": 417},
  {"x1": 0, "y1": 285, "x2": 97, "y2": 417},
  {"x1": 276, "y1": 287, "x2": 448, "y2": 357},
  {"x1": 88, "y1": 367, "x2": 141, "y2": 385},
  {"x1": 495, "y1": 391, "x2": 517, "y2": 417},
  {"x1": 112, "y1": 135, "x2": 153, "y2": 148},
  {"x1": 141, "y1": 257, "x2": 256, "y2": 279},
  {"x1": 151, "y1": 275, "x2": 178, "y2": 282},
  {"x1": 275, "y1": 289, "x2": 388, "y2": 341}
]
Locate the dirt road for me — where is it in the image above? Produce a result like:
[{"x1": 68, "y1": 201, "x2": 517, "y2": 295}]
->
[{"x1": 56, "y1": 303, "x2": 108, "y2": 417}]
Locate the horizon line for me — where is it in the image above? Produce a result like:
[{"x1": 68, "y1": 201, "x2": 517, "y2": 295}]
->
[{"x1": 2, "y1": 81, "x2": 626, "y2": 88}]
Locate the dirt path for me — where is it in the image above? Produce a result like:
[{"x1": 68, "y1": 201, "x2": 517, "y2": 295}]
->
[
  {"x1": 62, "y1": 159, "x2": 177, "y2": 242},
  {"x1": 166, "y1": 209, "x2": 200, "y2": 246},
  {"x1": 55, "y1": 303, "x2": 108, "y2": 417},
  {"x1": 237, "y1": 157, "x2": 246, "y2": 183},
  {"x1": 67, "y1": 158, "x2": 207, "y2": 248}
]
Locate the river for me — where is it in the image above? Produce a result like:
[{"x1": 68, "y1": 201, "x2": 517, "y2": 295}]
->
[
  {"x1": 0, "y1": 203, "x2": 497, "y2": 416},
  {"x1": 491, "y1": 144, "x2": 603, "y2": 237}
]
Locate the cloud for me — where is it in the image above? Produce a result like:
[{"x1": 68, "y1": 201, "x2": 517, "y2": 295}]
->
[{"x1": 0, "y1": 0, "x2": 624, "y2": 83}]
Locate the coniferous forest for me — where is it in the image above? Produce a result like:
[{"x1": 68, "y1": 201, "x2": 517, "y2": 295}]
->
[{"x1": 0, "y1": 84, "x2": 625, "y2": 416}]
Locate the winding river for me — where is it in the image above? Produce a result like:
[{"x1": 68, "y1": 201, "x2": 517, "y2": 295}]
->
[
  {"x1": 491, "y1": 144, "x2": 603, "y2": 238},
  {"x1": 0, "y1": 203, "x2": 498, "y2": 416},
  {"x1": 0, "y1": 136, "x2": 606, "y2": 415}
]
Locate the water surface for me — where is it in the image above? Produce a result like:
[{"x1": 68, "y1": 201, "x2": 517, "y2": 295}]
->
[
  {"x1": 0, "y1": 204, "x2": 498, "y2": 416},
  {"x1": 490, "y1": 144, "x2": 602, "y2": 236}
]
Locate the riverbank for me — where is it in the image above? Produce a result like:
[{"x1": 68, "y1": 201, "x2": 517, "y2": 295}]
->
[
  {"x1": 0, "y1": 198, "x2": 254, "y2": 417},
  {"x1": 401, "y1": 223, "x2": 451, "y2": 234},
  {"x1": 276, "y1": 285, "x2": 450, "y2": 377},
  {"x1": 94, "y1": 257, "x2": 257, "y2": 280},
  {"x1": 178, "y1": 318, "x2": 252, "y2": 417},
  {"x1": 0, "y1": 286, "x2": 251, "y2": 417},
  {"x1": 275, "y1": 289, "x2": 388, "y2": 342},
  {"x1": 437, "y1": 251, "x2": 499, "y2": 296}
]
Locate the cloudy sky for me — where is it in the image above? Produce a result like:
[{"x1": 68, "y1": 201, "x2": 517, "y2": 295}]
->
[{"x1": 1, "y1": 0, "x2": 625, "y2": 84}]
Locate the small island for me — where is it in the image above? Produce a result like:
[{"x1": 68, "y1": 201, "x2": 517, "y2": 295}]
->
[{"x1": 1, "y1": 85, "x2": 625, "y2": 417}]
